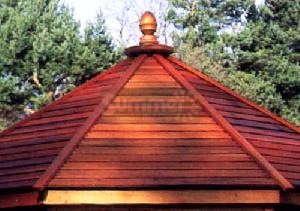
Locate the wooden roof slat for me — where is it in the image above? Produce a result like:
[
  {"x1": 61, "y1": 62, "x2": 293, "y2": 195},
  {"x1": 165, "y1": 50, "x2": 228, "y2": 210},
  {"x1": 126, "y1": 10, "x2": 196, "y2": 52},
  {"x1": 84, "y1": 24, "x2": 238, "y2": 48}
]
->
[
  {"x1": 49, "y1": 177, "x2": 276, "y2": 187},
  {"x1": 0, "y1": 164, "x2": 48, "y2": 177},
  {"x1": 155, "y1": 54, "x2": 292, "y2": 190},
  {"x1": 98, "y1": 116, "x2": 216, "y2": 124},
  {"x1": 0, "y1": 149, "x2": 62, "y2": 163},
  {"x1": 85, "y1": 131, "x2": 231, "y2": 139},
  {"x1": 55, "y1": 169, "x2": 268, "y2": 179},
  {"x1": 91, "y1": 123, "x2": 223, "y2": 132},
  {"x1": 75, "y1": 146, "x2": 243, "y2": 155},
  {"x1": 68, "y1": 153, "x2": 251, "y2": 162},
  {"x1": 62, "y1": 161, "x2": 259, "y2": 170},
  {"x1": 0, "y1": 141, "x2": 66, "y2": 155},
  {"x1": 81, "y1": 138, "x2": 236, "y2": 147}
]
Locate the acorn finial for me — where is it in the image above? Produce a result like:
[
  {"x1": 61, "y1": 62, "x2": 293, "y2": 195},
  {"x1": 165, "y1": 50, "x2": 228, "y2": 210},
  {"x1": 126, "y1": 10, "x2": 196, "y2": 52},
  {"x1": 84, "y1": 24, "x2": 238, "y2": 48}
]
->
[{"x1": 139, "y1": 11, "x2": 158, "y2": 45}]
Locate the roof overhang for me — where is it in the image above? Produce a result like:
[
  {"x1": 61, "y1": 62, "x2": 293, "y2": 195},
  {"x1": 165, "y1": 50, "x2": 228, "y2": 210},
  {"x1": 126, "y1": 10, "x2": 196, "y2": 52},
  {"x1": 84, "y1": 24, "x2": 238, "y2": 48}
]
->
[{"x1": 0, "y1": 191, "x2": 40, "y2": 208}]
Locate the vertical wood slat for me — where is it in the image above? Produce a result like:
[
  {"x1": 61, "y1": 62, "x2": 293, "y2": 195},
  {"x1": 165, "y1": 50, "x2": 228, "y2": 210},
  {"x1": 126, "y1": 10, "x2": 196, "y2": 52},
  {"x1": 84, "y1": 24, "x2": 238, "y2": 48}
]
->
[
  {"x1": 33, "y1": 55, "x2": 147, "y2": 190},
  {"x1": 154, "y1": 54, "x2": 293, "y2": 190}
]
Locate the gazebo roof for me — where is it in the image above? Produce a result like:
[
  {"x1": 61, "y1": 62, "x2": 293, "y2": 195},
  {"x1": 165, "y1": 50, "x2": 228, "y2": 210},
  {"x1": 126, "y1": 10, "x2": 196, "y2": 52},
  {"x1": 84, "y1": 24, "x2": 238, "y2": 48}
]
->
[{"x1": 0, "y1": 11, "x2": 300, "y2": 208}]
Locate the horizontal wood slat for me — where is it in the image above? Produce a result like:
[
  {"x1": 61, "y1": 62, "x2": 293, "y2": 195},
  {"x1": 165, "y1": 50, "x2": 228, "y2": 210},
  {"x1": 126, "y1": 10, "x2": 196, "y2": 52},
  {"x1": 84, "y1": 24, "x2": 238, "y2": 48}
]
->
[
  {"x1": 130, "y1": 75, "x2": 175, "y2": 82},
  {"x1": 205, "y1": 97, "x2": 252, "y2": 109},
  {"x1": 0, "y1": 164, "x2": 49, "y2": 177},
  {"x1": 22, "y1": 112, "x2": 91, "y2": 127},
  {"x1": 0, "y1": 134, "x2": 71, "y2": 147},
  {"x1": 75, "y1": 146, "x2": 243, "y2": 155},
  {"x1": 69, "y1": 154, "x2": 250, "y2": 162},
  {"x1": 227, "y1": 118, "x2": 291, "y2": 132},
  {"x1": 81, "y1": 138, "x2": 236, "y2": 147},
  {"x1": 91, "y1": 124, "x2": 223, "y2": 132},
  {"x1": 98, "y1": 116, "x2": 216, "y2": 124},
  {"x1": 0, "y1": 141, "x2": 66, "y2": 155},
  {"x1": 56, "y1": 169, "x2": 268, "y2": 179},
  {"x1": 102, "y1": 109, "x2": 206, "y2": 117},
  {"x1": 124, "y1": 82, "x2": 181, "y2": 88},
  {"x1": 135, "y1": 69, "x2": 168, "y2": 75},
  {"x1": 0, "y1": 127, "x2": 77, "y2": 142},
  {"x1": 8, "y1": 121, "x2": 82, "y2": 135},
  {"x1": 211, "y1": 104, "x2": 262, "y2": 116},
  {"x1": 221, "y1": 111, "x2": 278, "y2": 124},
  {"x1": 62, "y1": 161, "x2": 259, "y2": 170},
  {"x1": 49, "y1": 177, "x2": 276, "y2": 187},
  {"x1": 85, "y1": 131, "x2": 231, "y2": 139},
  {"x1": 40, "y1": 105, "x2": 95, "y2": 118},
  {"x1": 113, "y1": 96, "x2": 196, "y2": 103},
  {"x1": 0, "y1": 156, "x2": 55, "y2": 169},
  {"x1": 48, "y1": 98, "x2": 100, "y2": 111},
  {"x1": 0, "y1": 149, "x2": 61, "y2": 162},
  {"x1": 119, "y1": 88, "x2": 188, "y2": 96},
  {"x1": 237, "y1": 126, "x2": 300, "y2": 139},
  {"x1": 250, "y1": 140, "x2": 300, "y2": 152}
]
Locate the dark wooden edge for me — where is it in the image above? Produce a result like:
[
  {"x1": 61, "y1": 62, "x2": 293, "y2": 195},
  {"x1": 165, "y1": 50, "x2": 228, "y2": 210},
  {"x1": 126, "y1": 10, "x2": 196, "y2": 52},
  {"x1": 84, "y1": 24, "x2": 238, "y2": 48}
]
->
[
  {"x1": 33, "y1": 55, "x2": 147, "y2": 190},
  {"x1": 0, "y1": 191, "x2": 40, "y2": 208},
  {"x1": 168, "y1": 56, "x2": 300, "y2": 133},
  {"x1": 154, "y1": 54, "x2": 293, "y2": 190},
  {"x1": 125, "y1": 44, "x2": 174, "y2": 57},
  {"x1": 281, "y1": 191, "x2": 300, "y2": 205},
  {"x1": 0, "y1": 59, "x2": 130, "y2": 138}
]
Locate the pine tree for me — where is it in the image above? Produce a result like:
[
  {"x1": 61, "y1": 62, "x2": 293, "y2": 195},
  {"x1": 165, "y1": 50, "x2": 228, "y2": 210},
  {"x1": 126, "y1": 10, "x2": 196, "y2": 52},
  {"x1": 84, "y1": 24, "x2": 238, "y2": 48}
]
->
[
  {"x1": 227, "y1": 0, "x2": 300, "y2": 124},
  {"x1": 82, "y1": 11, "x2": 121, "y2": 83},
  {"x1": 167, "y1": 0, "x2": 300, "y2": 125},
  {"x1": 0, "y1": 0, "x2": 119, "y2": 130}
]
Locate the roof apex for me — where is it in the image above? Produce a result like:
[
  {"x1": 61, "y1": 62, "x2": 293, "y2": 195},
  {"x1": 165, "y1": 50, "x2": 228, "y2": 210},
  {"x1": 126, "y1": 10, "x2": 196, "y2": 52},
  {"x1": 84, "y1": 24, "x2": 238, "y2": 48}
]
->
[{"x1": 125, "y1": 11, "x2": 174, "y2": 57}]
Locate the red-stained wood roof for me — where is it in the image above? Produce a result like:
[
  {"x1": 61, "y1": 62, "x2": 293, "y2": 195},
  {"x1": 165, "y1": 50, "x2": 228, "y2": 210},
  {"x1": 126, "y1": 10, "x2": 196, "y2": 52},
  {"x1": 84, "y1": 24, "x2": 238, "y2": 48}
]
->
[
  {"x1": 48, "y1": 56, "x2": 276, "y2": 189},
  {"x1": 1, "y1": 11, "x2": 300, "y2": 209}
]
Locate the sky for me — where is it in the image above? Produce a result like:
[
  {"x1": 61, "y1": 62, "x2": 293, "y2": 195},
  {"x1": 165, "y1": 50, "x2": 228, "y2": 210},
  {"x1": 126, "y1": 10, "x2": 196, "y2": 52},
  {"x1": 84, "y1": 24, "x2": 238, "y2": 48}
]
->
[
  {"x1": 64, "y1": 0, "x2": 115, "y2": 29},
  {"x1": 64, "y1": 0, "x2": 168, "y2": 46},
  {"x1": 64, "y1": 0, "x2": 264, "y2": 46}
]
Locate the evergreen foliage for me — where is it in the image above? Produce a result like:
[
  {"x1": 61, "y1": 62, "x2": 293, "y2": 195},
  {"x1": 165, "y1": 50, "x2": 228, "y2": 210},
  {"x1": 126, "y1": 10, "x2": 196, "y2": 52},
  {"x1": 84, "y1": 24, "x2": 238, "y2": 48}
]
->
[
  {"x1": 167, "y1": 0, "x2": 300, "y2": 126},
  {"x1": 0, "y1": 0, "x2": 119, "y2": 130}
]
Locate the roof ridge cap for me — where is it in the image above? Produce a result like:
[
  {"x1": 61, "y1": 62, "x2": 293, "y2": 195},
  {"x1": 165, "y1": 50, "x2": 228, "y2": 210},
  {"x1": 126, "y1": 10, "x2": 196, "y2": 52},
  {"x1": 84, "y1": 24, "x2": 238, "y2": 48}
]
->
[
  {"x1": 33, "y1": 55, "x2": 147, "y2": 190},
  {"x1": 168, "y1": 56, "x2": 300, "y2": 133},
  {"x1": 154, "y1": 54, "x2": 293, "y2": 190},
  {"x1": 0, "y1": 59, "x2": 130, "y2": 139}
]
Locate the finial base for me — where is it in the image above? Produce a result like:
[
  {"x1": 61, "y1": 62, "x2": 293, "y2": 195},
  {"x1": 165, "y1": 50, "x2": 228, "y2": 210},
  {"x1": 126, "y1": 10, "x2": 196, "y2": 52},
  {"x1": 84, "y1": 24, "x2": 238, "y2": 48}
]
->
[
  {"x1": 125, "y1": 44, "x2": 174, "y2": 57},
  {"x1": 140, "y1": 35, "x2": 159, "y2": 45}
]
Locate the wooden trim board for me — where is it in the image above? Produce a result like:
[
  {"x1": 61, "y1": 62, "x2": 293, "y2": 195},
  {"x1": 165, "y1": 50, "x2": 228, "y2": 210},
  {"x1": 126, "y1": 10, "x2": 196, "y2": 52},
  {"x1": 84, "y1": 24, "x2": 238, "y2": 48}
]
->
[{"x1": 44, "y1": 190, "x2": 280, "y2": 205}]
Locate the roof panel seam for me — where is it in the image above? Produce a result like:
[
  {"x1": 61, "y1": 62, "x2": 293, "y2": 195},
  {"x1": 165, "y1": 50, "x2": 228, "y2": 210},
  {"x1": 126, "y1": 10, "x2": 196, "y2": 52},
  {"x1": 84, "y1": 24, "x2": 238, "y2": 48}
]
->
[
  {"x1": 154, "y1": 54, "x2": 293, "y2": 190},
  {"x1": 33, "y1": 55, "x2": 147, "y2": 190}
]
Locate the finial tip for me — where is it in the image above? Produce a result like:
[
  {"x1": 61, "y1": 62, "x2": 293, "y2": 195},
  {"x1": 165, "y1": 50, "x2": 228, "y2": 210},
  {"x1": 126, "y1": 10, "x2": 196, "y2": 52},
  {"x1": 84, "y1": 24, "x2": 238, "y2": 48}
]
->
[{"x1": 139, "y1": 11, "x2": 158, "y2": 45}]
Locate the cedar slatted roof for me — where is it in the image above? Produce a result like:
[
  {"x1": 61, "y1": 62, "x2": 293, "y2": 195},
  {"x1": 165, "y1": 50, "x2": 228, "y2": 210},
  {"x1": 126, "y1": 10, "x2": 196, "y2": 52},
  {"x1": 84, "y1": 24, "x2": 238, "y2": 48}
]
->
[{"x1": 0, "y1": 11, "x2": 300, "y2": 208}]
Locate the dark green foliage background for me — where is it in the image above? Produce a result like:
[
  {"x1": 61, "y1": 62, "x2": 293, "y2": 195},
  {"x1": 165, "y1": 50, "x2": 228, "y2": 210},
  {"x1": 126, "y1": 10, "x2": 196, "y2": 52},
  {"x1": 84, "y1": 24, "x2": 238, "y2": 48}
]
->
[
  {"x1": 167, "y1": 0, "x2": 300, "y2": 126},
  {"x1": 0, "y1": 0, "x2": 120, "y2": 130}
]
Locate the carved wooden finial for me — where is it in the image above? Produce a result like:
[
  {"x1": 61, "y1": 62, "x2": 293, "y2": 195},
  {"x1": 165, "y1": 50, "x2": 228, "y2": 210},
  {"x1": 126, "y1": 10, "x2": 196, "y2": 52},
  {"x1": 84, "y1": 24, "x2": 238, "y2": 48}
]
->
[{"x1": 139, "y1": 11, "x2": 158, "y2": 45}]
